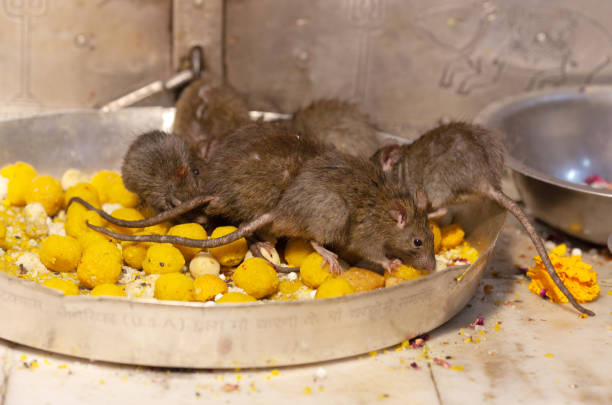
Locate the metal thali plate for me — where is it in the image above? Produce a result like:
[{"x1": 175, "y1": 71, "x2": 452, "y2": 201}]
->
[{"x1": 0, "y1": 108, "x2": 505, "y2": 368}]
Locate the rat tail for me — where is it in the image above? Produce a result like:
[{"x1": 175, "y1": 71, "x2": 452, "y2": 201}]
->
[
  {"x1": 85, "y1": 213, "x2": 275, "y2": 248},
  {"x1": 487, "y1": 188, "x2": 595, "y2": 316},
  {"x1": 67, "y1": 196, "x2": 215, "y2": 228}
]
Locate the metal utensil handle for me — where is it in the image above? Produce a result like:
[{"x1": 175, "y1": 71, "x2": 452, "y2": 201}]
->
[{"x1": 99, "y1": 46, "x2": 204, "y2": 112}]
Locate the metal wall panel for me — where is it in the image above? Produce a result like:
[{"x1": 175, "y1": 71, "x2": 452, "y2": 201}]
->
[
  {"x1": 0, "y1": 0, "x2": 172, "y2": 119},
  {"x1": 225, "y1": 0, "x2": 612, "y2": 138},
  {"x1": 172, "y1": 0, "x2": 223, "y2": 78}
]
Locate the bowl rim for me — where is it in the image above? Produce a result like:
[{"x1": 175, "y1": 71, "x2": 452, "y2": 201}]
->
[{"x1": 474, "y1": 85, "x2": 612, "y2": 198}]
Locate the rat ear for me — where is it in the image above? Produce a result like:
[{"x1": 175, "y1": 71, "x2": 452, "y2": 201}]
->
[
  {"x1": 415, "y1": 189, "x2": 429, "y2": 211},
  {"x1": 378, "y1": 144, "x2": 403, "y2": 172},
  {"x1": 389, "y1": 199, "x2": 410, "y2": 229}
]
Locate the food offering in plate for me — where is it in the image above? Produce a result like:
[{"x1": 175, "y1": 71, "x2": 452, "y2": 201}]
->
[{"x1": 0, "y1": 161, "x2": 480, "y2": 303}]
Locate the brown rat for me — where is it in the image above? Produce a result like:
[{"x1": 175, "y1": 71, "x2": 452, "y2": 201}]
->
[
  {"x1": 173, "y1": 77, "x2": 251, "y2": 160},
  {"x1": 175, "y1": 89, "x2": 381, "y2": 160},
  {"x1": 78, "y1": 122, "x2": 435, "y2": 274},
  {"x1": 371, "y1": 121, "x2": 594, "y2": 316},
  {"x1": 291, "y1": 99, "x2": 381, "y2": 158},
  {"x1": 121, "y1": 130, "x2": 206, "y2": 215}
]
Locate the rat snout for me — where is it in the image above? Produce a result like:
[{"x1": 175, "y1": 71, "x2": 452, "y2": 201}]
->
[{"x1": 416, "y1": 253, "x2": 436, "y2": 272}]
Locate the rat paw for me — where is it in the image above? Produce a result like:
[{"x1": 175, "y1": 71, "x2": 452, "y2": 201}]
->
[
  {"x1": 383, "y1": 258, "x2": 402, "y2": 275},
  {"x1": 310, "y1": 241, "x2": 342, "y2": 276}
]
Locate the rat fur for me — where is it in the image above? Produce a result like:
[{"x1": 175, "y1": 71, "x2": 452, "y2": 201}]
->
[
  {"x1": 80, "y1": 123, "x2": 435, "y2": 274},
  {"x1": 292, "y1": 99, "x2": 381, "y2": 158},
  {"x1": 173, "y1": 77, "x2": 251, "y2": 160}
]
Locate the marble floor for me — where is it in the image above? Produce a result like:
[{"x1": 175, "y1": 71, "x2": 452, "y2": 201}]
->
[{"x1": 0, "y1": 216, "x2": 610, "y2": 405}]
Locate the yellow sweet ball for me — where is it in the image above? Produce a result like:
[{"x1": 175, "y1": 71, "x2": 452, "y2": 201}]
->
[
  {"x1": 91, "y1": 283, "x2": 126, "y2": 297},
  {"x1": 78, "y1": 229, "x2": 115, "y2": 250},
  {"x1": 167, "y1": 223, "x2": 208, "y2": 260},
  {"x1": 208, "y1": 226, "x2": 248, "y2": 266},
  {"x1": 299, "y1": 252, "x2": 331, "y2": 289},
  {"x1": 142, "y1": 243, "x2": 185, "y2": 274},
  {"x1": 90, "y1": 170, "x2": 120, "y2": 204},
  {"x1": 65, "y1": 203, "x2": 107, "y2": 240},
  {"x1": 278, "y1": 279, "x2": 304, "y2": 295},
  {"x1": 42, "y1": 278, "x2": 80, "y2": 296},
  {"x1": 142, "y1": 223, "x2": 169, "y2": 236},
  {"x1": 272, "y1": 279, "x2": 310, "y2": 300},
  {"x1": 121, "y1": 241, "x2": 149, "y2": 269},
  {"x1": 39, "y1": 235, "x2": 82, "y2": 272},
  {"x1": 429, "y1": 221, "x2": 442, "y2": 253},
  {"x1": 337, "y1": 267, "x2": 385, "y2": 292},
  {"x1": 64, "y1": 182, "x2": 101, "y2": 209},
  {"x1": 440, "y1": 224, "x2": 465, "y2": 250},
  {"x1": 193, "y1": 274, "x2": 228, "y2": 301},
  {"x1": 154, "y1": 273, "x2": 194, "y2": 301},
  {"x1": 1, "y1": 161, "x2": 37, "y2": 179},
  {"x1": 120, "y1": 225, "x2": 168, "y2": 268},
  {"x1": 6, "y1": 163, "x2": 38, "y2": 206},
  {"x1": 216, "y1": 292, "x2": 257, "y2": 303},
  {"x1": 233, "y1": 257, "x2": 279, "y2": 299},
  {"x1": 77, "y1": 240, "x2": 122, "y2": 289},
  {"x1": 25, "y1": 175, "x2": 64, "y2": 216},
  {"x1": 315, "y1": 278, "x2": 355, "y2": 299},
  {"x1": 107, "y1": 176, "x2": 139, "y2": 208},
  {"x1": 136, "y1": 205, "x2": 172, "y2": 234},
  {"x1": 284, "y1": 238, "x2": 315, "y2": 267},
  {"x1": 388, "y1": 265, "x2": 429, "y2": 281},
  {"x1": 109, "y1": 207, "x2": 144, "y2": 234}
]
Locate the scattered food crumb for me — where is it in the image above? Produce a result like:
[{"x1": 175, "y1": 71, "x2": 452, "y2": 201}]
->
[
  {"x1": 409, "y1": 334, "x2": 430, "y2": 349},
  {"x1": 222, "y1": 383, "x2": 239, "y2": 393},
  {"x1": 433, "y1": 357, "x2": 451, "y2": 368},
  {"x1": 469, "y1": 317, "x2": 484, "y2": 328}
]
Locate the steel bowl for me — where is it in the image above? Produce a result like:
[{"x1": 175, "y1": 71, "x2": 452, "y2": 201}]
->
[
  {"x1": 475, "y1": 86, "x2": 612, "y2": 245},
  {"x1": 0, "y1": 108, "x2": 505, "y2": 368}
]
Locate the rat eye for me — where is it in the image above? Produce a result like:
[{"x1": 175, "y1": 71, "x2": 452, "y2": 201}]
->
[
  {"x1": 192, "y1": 168, "x2": 200, "y2": 176},
  {"x1": 413, "y1": 238, "x2": 423, "y2": 248}
]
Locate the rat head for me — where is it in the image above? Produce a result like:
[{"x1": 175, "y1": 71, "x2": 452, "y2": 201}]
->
[
  {"x1": 193, "y1": 82, "x2": 250, "y2": 138},
  {"x1": 380, "y1": 190, "x2": 436, "y2": 272},
  {"x1": 121, "y1": 131, "x2": 205, "y2": 212}
]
